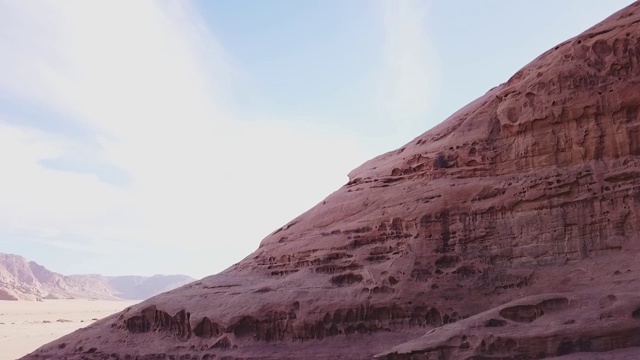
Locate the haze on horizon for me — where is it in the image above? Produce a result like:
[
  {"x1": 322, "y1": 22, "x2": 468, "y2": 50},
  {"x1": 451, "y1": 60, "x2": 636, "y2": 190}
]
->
[{"x1": 0, "y1": 0, "x2": 633, "y2": 279}]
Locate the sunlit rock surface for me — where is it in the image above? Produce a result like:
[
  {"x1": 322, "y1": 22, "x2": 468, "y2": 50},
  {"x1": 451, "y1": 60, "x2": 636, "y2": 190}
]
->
[{"x1": 23, "y1": 3, "x2": 640, "y2": 359}]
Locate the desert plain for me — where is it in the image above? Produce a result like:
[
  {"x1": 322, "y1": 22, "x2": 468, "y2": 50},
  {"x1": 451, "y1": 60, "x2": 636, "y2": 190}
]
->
[{"x1": 0, "y1": 300, "x2": 138, "y2": 360}]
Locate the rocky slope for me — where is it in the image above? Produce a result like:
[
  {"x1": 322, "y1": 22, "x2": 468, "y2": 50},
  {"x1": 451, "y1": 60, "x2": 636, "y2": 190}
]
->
[
  {"x1": 0, "y1": 253, "x2": 194, "y2": 301},
  {"x1": 23, "y1": 2, "x2": 640, "y2": 359}
]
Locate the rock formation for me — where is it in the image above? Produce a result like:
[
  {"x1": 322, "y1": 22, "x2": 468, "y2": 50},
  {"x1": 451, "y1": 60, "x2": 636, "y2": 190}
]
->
[
  {"x1": 0, "y1": 253, "x2": 194, "y2": 301},
  {"x1": 22, "y1": 2, "x2": 640, "y2": 359}
]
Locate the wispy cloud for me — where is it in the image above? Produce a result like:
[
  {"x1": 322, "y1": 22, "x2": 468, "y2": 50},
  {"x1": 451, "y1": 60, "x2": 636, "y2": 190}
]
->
[
  {"x1": 377, "y1": 0, "x2": 439, "y2": 137},
  {"x1": 0, "y1": 0, "x2": 372, "y2": 277}
]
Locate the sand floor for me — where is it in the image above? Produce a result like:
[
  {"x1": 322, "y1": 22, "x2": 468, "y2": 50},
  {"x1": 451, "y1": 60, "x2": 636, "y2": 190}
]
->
[{"x1": 0, "y1": 299, "x2": 138, "y2": 360}]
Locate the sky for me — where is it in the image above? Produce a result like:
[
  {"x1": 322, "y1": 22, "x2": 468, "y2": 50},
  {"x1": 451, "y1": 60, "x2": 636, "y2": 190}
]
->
[{"x1": 0, "y1": 0, "x2": 635, "y2": 279}]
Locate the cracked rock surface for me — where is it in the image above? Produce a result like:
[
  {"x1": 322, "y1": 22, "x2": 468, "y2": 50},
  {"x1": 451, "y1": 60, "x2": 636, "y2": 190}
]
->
[{"x1": 22, "y1": 3, "x2": 640, "y2": 359}]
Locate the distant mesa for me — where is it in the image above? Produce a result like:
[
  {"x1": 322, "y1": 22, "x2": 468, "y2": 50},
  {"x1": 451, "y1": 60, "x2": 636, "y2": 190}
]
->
[{"x1": 0, "y1": 253, "x2": 194, "y2": 301}]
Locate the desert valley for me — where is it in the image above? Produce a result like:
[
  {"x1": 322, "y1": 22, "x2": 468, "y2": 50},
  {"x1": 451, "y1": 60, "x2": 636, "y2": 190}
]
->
[
  {"x1": 0, "y1": 299, "x2": 139, "y2": 360},
  {"x1": 0, "y1": 253, "x2": 192, "y2": 359}
]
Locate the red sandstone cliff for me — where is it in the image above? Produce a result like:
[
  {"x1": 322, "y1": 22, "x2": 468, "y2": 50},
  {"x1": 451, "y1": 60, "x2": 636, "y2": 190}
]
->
[{"x1": 23, "y1": 3, "x2": 640, "y2": 359}]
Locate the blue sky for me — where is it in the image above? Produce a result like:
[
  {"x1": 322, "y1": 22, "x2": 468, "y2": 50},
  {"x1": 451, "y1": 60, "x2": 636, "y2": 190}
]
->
[{"x1": 0, "y1": 0, "x2": 634, "y2": 279}]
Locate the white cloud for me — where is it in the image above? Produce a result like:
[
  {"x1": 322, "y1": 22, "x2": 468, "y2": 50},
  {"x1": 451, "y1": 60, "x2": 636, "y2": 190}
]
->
[
  {"x1": 377, "y1": 0, "x2": 439, "y2": 136},
  {"x1": 0, "y1": 0, "x2": 372, "y2": 277}
]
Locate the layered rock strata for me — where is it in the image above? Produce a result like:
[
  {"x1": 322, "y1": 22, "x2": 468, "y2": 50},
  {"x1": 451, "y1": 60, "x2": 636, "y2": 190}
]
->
[{"x1": 24, "y1": 2, "x2": 640, "y2": 359}]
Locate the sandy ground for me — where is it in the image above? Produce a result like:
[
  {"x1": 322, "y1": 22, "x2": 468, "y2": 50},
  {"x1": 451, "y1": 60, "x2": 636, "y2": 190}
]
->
[{"x1": 0, "y1": 299, "x2": 138, "y2": 360}]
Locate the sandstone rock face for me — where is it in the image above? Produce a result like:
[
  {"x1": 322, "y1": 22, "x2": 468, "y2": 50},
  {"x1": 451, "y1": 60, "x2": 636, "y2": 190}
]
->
[
  {"x1": 23, "y1": 3, "x2": 640, "y2": 359},
  {"x1": 0, "y1": 253, "x2": 194, "y2": 301}
]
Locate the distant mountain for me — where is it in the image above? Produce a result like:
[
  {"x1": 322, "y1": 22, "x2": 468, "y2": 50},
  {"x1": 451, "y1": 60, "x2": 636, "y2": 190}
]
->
[{"x1": 0, "y1": 253, "x2": 195, "y2": 301}]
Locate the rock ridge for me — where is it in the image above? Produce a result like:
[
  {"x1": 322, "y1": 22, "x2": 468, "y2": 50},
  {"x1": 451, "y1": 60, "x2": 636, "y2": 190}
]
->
[
  {"x1": 0, "y1": 253, "x2": 194, "y2": 301},
  {"x1": 23, "y1": 2, "x2": 640, "y2": 359}
]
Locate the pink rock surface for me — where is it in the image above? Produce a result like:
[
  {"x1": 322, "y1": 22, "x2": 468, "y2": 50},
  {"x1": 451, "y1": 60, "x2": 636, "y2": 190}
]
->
[{"x1": 22, "y1": 3, "x2": 640, "y2": 359}]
